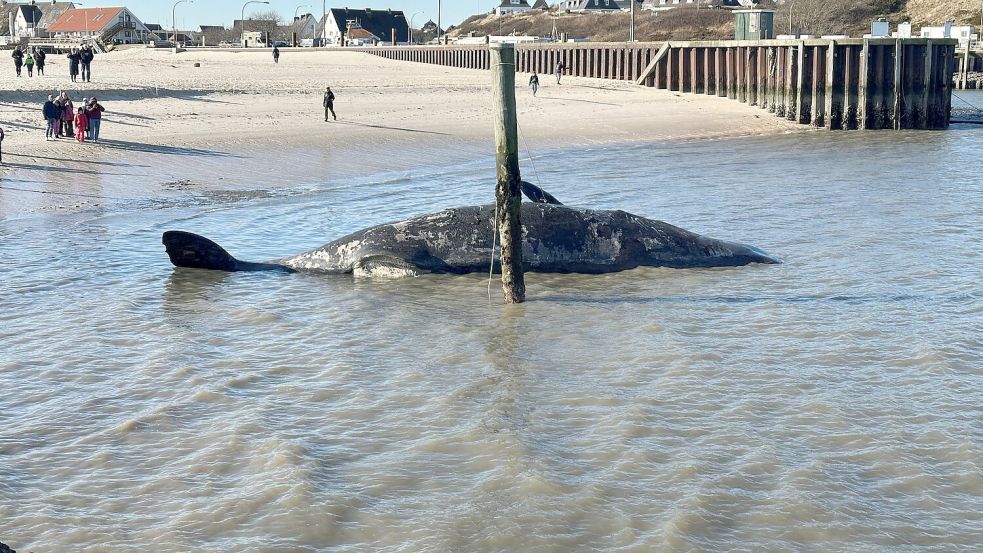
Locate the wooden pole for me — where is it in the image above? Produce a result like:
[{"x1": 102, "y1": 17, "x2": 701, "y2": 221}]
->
[{"x1": 490, "y1": 43, "x2": 526, "y2": 304}]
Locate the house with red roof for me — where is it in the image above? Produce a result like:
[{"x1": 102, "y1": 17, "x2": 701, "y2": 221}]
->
[{"x1": 46, "y1": 6, "x2": 153, "y2": 44}]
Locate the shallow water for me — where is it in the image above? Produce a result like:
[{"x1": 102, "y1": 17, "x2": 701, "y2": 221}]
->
[{"x1": 2, "y1": 99, "x2": 983, "y2": 551}]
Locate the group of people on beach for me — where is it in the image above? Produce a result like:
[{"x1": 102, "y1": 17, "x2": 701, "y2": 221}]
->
[
  {"x1": 529, "y1": 61, "x2": 566, "y2": 97},
  {"x1": 41, "y1": 92, "x2": 105, "y2": 143},
  {"x1": 11, "y1": 47, "x2": 46, "y2": 77},
  {"x1": 10, "y1": 45, "x2": 94, "y2": 81},
  {"x1": 67, "y1": 46, "x2": 96, "y2": 82}
]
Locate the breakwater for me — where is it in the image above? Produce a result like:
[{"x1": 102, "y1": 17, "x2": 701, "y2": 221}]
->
[{"x1": 358, "y1": 39, "x2": 958, "y2": 130}]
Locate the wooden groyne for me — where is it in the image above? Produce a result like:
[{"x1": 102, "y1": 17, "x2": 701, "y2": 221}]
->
[{"x1": 358, "y1": 39, "x2": 958, "y2": 130}]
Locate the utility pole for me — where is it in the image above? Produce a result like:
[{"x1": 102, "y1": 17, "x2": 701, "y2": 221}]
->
[
  {"x1": 437, "y1": 0, "x2": 442, "y2": 44},
  {"x1": 489, "y1": 43, "x2": 526, "y2": 304},
  {"x1": 630, "y1": 0, "x2": 635, "y2": 42}
]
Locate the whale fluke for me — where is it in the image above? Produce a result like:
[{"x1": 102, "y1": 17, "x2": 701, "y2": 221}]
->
[
  {"x1": 162, "y1": 231, "x2": 292, "y2": 272},
  {"x1": 520, "y1": 181, "x2": 563, "y2": 205}
]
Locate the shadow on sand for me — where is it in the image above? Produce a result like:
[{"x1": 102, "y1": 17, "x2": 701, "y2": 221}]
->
[
  {"x1": 535, "y1": 96, "x2": 619, "y2": 106},
  {"x1": 331, "y1": 120, "x2": 452, "y2": 136},
  {"x1": 4, "y1": 152, "x2": 152, "y2": 169},
  {"x1": 96, "y1": 139, "x2": 242, "y2": 158}
]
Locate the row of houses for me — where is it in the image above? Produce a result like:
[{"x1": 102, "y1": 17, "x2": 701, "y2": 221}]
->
[
  {"x1": 497, "y1": 0, "x2": 756, "y2": 16},
  {"x1": 1, "y1": 2, "x2": 423, "y2": 48},
  {"x1": 1, "y1": 2, "x2": 153, "y2": 45}
]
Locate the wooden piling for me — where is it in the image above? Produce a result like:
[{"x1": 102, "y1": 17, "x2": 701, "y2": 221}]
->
[
  {"x1": 489, "y1": 44, "x2": 525, "y2": 305},
  {"x1": 362, "y1": 38, "x2": 957, "y2": 131}
]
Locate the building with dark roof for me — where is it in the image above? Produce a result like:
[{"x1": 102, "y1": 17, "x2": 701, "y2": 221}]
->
[
  {"x1": 496, "y1": 0, "x2": 532, "y2": 16},
  {"x1": 321, "y1": 8, "x2": 408, "y2": 46},
  {"x1": 2, "y1": 1, "x2": 75, "y2": 39}
]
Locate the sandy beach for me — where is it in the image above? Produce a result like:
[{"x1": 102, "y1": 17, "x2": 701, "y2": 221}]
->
[{"x1": 0, "y1": 47, "x2": 800, "y2": 216}]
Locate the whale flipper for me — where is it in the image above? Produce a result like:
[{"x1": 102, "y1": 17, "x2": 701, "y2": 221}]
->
[
  {"x1": 520, "y1": 181, "x2": 563, "y2": 205},
  {"x1": 162, "y1": 231, "x2": 292, "y2": 272}
]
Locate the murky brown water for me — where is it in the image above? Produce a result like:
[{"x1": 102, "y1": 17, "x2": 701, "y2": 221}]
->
[{"x1": 2, "y1": 102, "x2": 983, "y2": 551}]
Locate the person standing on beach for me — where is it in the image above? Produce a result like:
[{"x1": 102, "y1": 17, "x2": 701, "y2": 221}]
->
[
  {"x1": 42, "y1": 95, "x2": 60, "y2": 141},
  {"x1": 61, "y1": 92, "x2": 74, "y2": 138},
  {"x1": 273, "y1": 46, "x2": 280, "y2": 64},
  {"x1": 24, "y1": 53, "x2": 34, "y2": 77},
  {"x1": 67, "y1": 49, "x2": 81, "y2": 82},
  {"x1": 12, "y1": 48, "x2": 23, "y2": 77},
  {"x1": 74, "y1": 107, "x2": 88, "y2": 143},
  {"x1": 35, "y1": 48, "x2": 46, "y2": 76},
  {"x1": 53, "y1": 98, "x2": 63, "y2": 138},
  {"x1": 529, "y1": 72, "x2": 540, "y2": 96},
  {"x1": 80, "y1": 46, "x2": 94, "y2": 82},
  {"x1": 323, "y1": 87, "x2": 336, "y2": 121},
  {"x1": 85, "y1": 97, "x2": 105, "y2": 143},
  {"x1": 555, "y1": 61, "x2": 565, "y2": 84}
]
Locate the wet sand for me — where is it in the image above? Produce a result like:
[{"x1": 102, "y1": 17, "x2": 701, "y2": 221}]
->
[{"x1": 0, "y1": 48, "x2": 800, "y2": 216}]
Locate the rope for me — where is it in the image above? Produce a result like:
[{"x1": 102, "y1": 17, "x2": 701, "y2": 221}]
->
[
  {"x1": 487, "y1": 200, "x2": 498, "y2": 301},
  {"x1": 516, "y1": 120, "x2": 543, "y2": 188},
  {"x1": 951, "y1": 90, "x2": 983, "y2": 114}
]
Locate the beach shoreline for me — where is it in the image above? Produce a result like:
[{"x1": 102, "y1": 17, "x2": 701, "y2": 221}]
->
[{"x1": 0, "y1": 49, "x2": 803, "y2": 218}]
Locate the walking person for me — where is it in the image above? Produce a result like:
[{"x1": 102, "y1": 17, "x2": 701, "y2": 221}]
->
[
  {"x1": 35, "y1": 49, "x2": 46, "y2": 76},
  {"x1": 60, "y1": 92, "x2": 74, "y2": 138},
  {"x1": 0, "y1": 127, "x2": 5, "y2": 164},
  {"x1": 80, "y1": 46, "x2": 94, "y2": 82},
  {"x1": 323, "y1": 86, "x2": 336, "y2": 121},
  {"x1": 67, "y1": 49, "x2": 81, "y2": 83},
  {"x1": 74, "y1": 107, "x2": 88, "y2": 143},
  {"x1": 529, "y1": 72, "x2": 540, "y2": 97},
  {"x1": 273, "y1": 46, "x2": 280, "y2": 64},
  {"x1": 24, "y1": 53, "x2": 34, "y2": 77},
  {"x1": 555, "y1": 61, "x2": 565, "y2": 84},
  {"x1": 12, "y1": 48, "x2": 23, "y2": 77},
  {"x1": 42, "y1": 95, "x2": 60, "y2": 141},
  {"x1": 85, "y1": 97, "x2": 105, "y2": 143}
]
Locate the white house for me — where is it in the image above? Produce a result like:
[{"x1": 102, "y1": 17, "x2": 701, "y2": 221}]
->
[
  {"x1": 320, "y1": 8, "x2": 408, "y2": 46},
  {"x1": 1, "y1": 1, "x2": 76, "y2": 40},
  {"x1": 920, "y1": 23, "x2": 977, "y2": 47},
  {"x1": 496, "y1": 0, "x2": 532, "y2": 16},
  {"x1": 46, "y1": 7, "x2": 153, "y2": 44},
  {"x1": 560, "y1": 0, "x2": 639, "y2": 12}
]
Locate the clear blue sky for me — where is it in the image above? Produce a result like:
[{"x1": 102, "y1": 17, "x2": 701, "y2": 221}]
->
[{"x1": 124, "y1": 0, "x2": 492, "y2": 29}]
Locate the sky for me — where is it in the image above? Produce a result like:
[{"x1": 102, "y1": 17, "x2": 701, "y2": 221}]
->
[{"x1": 119, "y1": 0, "x2": 494, "y2": 30}]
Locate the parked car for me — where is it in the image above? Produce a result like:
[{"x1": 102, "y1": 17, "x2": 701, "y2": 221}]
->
[
  {"x1": 272, "y1": 40, "x2": 288, "y2": 48},
  {"x1": 218, "y1": 41, "x2": 232, "y2": 48}
]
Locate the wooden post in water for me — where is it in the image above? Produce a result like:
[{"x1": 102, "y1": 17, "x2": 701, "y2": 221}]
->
[{"x1": 490, "y1": 43, "x2": 526, "y2": 304}]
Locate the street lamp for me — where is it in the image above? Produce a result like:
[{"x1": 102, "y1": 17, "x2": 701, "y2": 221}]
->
[
  {"x1": 788, "y1": 1, "x2": 795, "y2": 35},
  {"x1": 437, "y1": 0, "x2": 441, "y2": 44},
  {"x1": 73, "y1": 2, "x2": 86, "y2": 42},
  {"x1": 173, "y1": 0, "x2": 192, "y2": 44},
  {"x1": 241, "y1": 0, "x2": 270, "y2": 48},
  {"x1": 409, "y1": 11, "x2": 422, "y2": 44},
  {"x1": 629, "y1": 0, "x2": 635, "y2": 42}
]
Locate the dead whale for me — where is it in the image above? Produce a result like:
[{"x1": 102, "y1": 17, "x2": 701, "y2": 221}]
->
[{"x1": 162, "y1": 183, "x2": 778, "y2": 277}]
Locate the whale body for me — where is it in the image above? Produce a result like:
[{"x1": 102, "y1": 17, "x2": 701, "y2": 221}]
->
[{"x1": 163, "y1": 185, "x2": 778, "y2": 277}]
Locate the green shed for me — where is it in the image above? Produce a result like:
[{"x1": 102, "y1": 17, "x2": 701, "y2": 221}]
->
[{"x1": 734, "y1": 9, "x2": 776, "y2": 40}]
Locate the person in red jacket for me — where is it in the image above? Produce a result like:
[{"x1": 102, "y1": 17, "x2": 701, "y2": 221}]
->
[{"x1": 74, "y1": 108, "x2": 88, "y2": 143}]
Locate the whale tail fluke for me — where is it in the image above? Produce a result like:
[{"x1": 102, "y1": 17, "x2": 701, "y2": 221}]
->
[{"x1": 162, "y1": 231, "x2": 292, "y2": 272}]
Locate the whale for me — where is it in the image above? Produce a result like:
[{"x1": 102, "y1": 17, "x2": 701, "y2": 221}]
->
[{"x1": 162, "y1": 182, "x2": 778, "y2": 277}]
